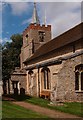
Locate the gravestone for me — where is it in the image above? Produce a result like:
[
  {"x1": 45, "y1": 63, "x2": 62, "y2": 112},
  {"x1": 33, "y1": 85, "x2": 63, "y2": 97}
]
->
[{"x1": 20, "y1": 88, "x2": 25, "y2": 95}]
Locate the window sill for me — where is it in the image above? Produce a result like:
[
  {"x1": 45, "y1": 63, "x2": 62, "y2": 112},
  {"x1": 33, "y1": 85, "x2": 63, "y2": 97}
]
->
[
  {"x1": 43, "y1": 89, "x2": 51, "y2": 91},
  {"x1": 75, "y1": 90, "x2": 83, "y2": 93}
]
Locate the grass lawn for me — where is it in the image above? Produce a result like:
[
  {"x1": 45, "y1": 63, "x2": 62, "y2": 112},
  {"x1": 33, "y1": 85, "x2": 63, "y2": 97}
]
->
[
  {"x1": 2, "y1": 101, "x2": 49, "y2": 118},
  {"x1": 25, "y1": 97, "x2": 83, "y2": 117},
  {"x1": 3, "y1": 94, "x2": 83, "y2": 117}
]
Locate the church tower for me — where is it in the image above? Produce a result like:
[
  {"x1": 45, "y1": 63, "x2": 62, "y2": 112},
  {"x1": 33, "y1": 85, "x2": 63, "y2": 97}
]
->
[{"x1": 20, "y1": 2, "x2": 51, "y2": 69}]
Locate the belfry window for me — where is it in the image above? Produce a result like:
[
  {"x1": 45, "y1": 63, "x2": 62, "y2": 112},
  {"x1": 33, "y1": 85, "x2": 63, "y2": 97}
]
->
[
  {"x1": 39, "y1": 31, "x2": 45, "y2": 42},
  {"x1": 75, "y1": 64, "x2": 83, "y2": 91},
  {"x1": 41, "y1": 67, "x2": 50, "y2": 90}
]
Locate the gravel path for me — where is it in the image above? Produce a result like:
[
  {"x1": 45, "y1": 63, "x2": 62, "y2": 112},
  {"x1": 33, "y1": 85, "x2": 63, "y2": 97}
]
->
[{"x1": 12, "y1": 101, "x2": 82, "y2": 119}]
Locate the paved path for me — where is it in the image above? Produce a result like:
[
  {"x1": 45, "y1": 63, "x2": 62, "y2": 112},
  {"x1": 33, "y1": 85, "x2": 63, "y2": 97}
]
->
[{"x1": 12, "y1": 101, "x2": 82, "y2": 119}]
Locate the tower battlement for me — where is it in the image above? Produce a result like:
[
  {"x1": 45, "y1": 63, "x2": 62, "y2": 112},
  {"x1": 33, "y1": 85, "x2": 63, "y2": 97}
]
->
[
  {"x1": 21, "y1": 3, "x2": 52, "y2": 69},
  {"x1": 23, "y1": 23, "x2": 51, "y2": 35}
]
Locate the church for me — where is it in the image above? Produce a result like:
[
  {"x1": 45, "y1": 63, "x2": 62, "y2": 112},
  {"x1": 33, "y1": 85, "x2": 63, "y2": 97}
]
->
[{"x1": 10, "y1": 3, "x2": 83, "y2": 102}]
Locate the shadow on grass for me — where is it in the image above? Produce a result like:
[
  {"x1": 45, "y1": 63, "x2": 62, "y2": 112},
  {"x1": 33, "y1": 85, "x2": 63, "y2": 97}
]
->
[{"x1": 2, "y1": 94, "x2": 32, "y2": 101}]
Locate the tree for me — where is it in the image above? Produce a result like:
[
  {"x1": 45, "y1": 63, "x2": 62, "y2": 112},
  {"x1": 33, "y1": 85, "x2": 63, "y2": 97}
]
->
[{"x1": 2, "y1": 34, "x2": 23, "y2": 94}]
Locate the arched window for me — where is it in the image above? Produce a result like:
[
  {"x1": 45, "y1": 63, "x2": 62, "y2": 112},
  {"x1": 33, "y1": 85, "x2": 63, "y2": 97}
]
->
[
  {"x1": 75, "y1": 64, "x2": 83, "y2": 91},
  {"x1": 28, "y1": 70, "x2": 33, "y2": 75},
  {"x1": 41, "y1": 67, "x2": 50, "y2": 90}
]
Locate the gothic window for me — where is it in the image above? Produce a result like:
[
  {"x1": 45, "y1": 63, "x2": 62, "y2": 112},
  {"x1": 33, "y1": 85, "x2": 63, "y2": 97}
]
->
[
  {"x1": 39, "y1": 31, "x2": 45, "y2": 42},
  {"x1": 28, "y1": 70, "x2": 33, "y2": 74},
  {"x1": 41, "y1": 67, "x2": 50, "y2": 90},
  {"x1": 75, "y1": 64, "x2": 83, "y2": 91},
  {"x1": 44, "y1": 70, "x2": 47, "y2": 89},
  {"x1": 81, "y1": 72, "x2": 83, "y2": 90}
]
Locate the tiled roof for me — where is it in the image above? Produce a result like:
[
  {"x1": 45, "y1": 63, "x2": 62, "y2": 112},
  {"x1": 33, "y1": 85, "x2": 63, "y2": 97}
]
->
[{"x1": 24, "y1": 22, "x2": 83, "y2": 64}]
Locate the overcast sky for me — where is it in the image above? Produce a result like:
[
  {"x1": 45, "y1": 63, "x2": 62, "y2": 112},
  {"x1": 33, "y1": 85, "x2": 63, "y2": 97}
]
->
[{"x1": 0, "y1": 0, "x2": 82, "y2": 44}]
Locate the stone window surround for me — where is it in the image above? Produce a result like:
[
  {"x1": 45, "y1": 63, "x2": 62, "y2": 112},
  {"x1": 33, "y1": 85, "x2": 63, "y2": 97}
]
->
[
  {"x1": 38, "y1": 31, "x2": 45, "y2": 42},
  {"x1": 41, "y1": 67, "x2": 50, "y2": 90},
  {"x1": 75, "y1": 64, "x2": 83, "y2": 93},
  {"x1": 28, "y1": 70, "x2": 34, "y2": 89}
]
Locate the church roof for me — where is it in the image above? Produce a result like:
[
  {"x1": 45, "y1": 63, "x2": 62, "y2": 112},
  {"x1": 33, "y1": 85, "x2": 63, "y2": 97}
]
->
[{"x1": 24, "y1": 22, "x2": 83, "y2": 64}]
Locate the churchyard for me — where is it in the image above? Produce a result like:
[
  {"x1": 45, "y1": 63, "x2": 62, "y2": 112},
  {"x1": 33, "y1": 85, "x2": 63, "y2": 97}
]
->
[{"x1": 2, "y1": 94, "x2": 83, "y2": 119}]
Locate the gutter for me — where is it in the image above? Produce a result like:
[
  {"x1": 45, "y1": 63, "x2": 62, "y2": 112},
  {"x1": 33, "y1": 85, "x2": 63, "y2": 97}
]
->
[{"x1": 25, "y1": 50, "x2": 83, "y2": 70}]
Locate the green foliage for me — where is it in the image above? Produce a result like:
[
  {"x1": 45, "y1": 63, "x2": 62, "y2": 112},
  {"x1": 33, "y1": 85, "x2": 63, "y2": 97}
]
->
[
  {"x1": 2, "y1": 34, "x2": 23, "y2": 81},
  {"x1": 2, "y1": 95, "x2": 83, "y2": 117},
  {"x1": 0, "y1": 43, "x2": 2, "y2": 52},
  {"x1": 2, "y1": 101, "x2": 48, "y2": 118},
  {"x1": 25, "y1": 97, "x2": 83, "y2": 117},
  {"x1": 26, "y1": 96, "x2": 50, "y2": 107}
]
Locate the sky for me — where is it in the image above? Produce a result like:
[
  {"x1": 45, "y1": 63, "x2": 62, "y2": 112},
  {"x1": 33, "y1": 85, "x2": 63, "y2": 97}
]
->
[{"x1": 0, "y1": 0, "x2": 82, "y2": 44}]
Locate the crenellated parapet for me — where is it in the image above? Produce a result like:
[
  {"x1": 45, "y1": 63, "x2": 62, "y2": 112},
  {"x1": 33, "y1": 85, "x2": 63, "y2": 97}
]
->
[{"x1": 23, "y1": 23, "x2": 51, "y2": 36}]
